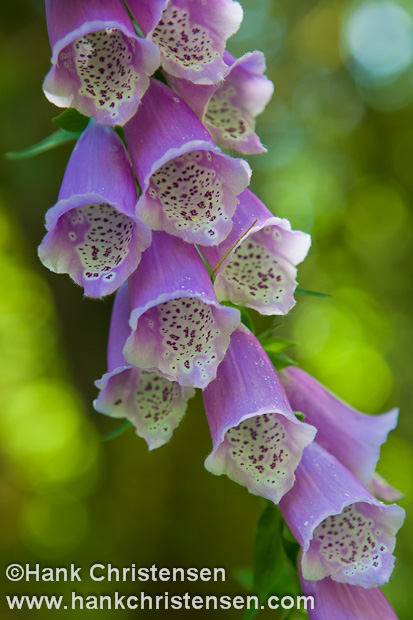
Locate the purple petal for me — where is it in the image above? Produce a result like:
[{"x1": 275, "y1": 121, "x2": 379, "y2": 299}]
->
[
  {"x1": 38, "y1": 121, "x2": 151, "y2": 297},
  {"x1": 201, "y1": 189, "x2": 311, "y2": 315},
  {"x1": 279, "y1": 442, "x2": 405, "y2": 588},
  {"x1": 123, "y1": 232, "x2": 240, "y2": 388},
  {"x1": 43, "y1": 0, "x2": 160, "y2": 126},
  {"x1": 299, "y1": 572, "x2": 398, "y2": 620},
  {"x1": 150, "y1": 0, "x2": 243, "y2": 84},
  {"x1": 367, "y1": 473, "x2": 404, "y2": 503},
  {"x1": 124, "y1": 80, "x2": 251, "y2": 245},
  {"x1": 203, "y1": 325, "x2": 316, "y2": 503},
  {"x1": 94, "y1": 283, "x2": 194, "y2": 449},
  {"x1": 280, "y1": 366, "x2": 398, "y2": 484},
  {"x1": 167, "y1": 51, "x2": 274, "y2": 154},
  {"x1": 124, "y1": 0, "x2": 169, "y2": 35},
  {"x1": 204, "y1": 51, "x2": 274, "y2": 154}
]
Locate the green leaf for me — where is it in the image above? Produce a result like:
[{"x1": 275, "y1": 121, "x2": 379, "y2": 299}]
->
[
  {"x1": 261, "y1": 337, "x2": 296, "y2": 354},
  {"x1": 245, "y1": 503, "x2": 301, "y2": 620},
  {"x1": 294, "y1": 411, "x2": 306, "y2": 422},
  {"x1": 295, "y1": 288, "x2": 331, "y2": 298},
  {"x1": 257, "y1": 323, "x2": 281, "y2": 341},
  {"x1": 265, "y1": 351, "x2": 297, "y2": 372},
  {"x1": 239, "y1": 306, "x2": 255, "y2": 334},
  {"x1": 5, "y1": 129, "x2": 81, "y2": 160},
  {"x1": 101, "y1": 420, "x2": 133, "y2": 442},
  {"x1": 233, "y1": 568, "x2": 253, "y2": 591},
  {"x1": 53, "y1": 108, "x2": 89, "y2": 132}
]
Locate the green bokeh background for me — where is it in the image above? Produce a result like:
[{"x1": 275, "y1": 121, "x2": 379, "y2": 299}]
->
[{"x1": 0, "y1": 0, "x2": 412, "y2": 617}]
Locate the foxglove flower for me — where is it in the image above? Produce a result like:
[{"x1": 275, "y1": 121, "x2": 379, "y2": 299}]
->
[
  {"x1": 123, "y1": 232, "x2": 240, "y2": 389},
  {"x1": 128, "y1": 0, "x2": 243, "y2": 84},
  {"x1": 280, "y1": 366, "x2": 398, "y2": 484},
  {"x1": 94, "y1": 283, "x2": 194, "y2": 450},
  {"x1": 43, "y1": 0, "x2": 160, "y2": 126},
  {"x1": 299, "y1": 570, "x2": 398, "y2": 620},
  {"x1": 203, "y1": 325, "x2": 316, "y2": 503},
  {"x1": 279, "y1": 442, "x2": 405, "y2": 588},
  {"x1": 167, "y1": 51, "x2": 274, "y2": 154},
  {"x1": 38, "y1": 120, "x2": 151, "y2": 298},
  {"x1": 124, "y1": 79, "x2": 251, "y2": 246},
  {"x1": 201, "y1": 189, "x2": 310, "y2": 315}
]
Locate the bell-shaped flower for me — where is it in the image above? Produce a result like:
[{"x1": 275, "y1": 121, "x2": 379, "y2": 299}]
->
[
  {"x1": 128, "y1": 0, "x2": 243, "y2": 84},
  {"x1": 167, "y1": 51, "x2": 274, "y2": 154},
  {"x1": 38, "y1": 120, "x2": 151, "y2": 298},
  {"x1": 280, "y1": 366, "x2": 398, "y2": 485},
  {"x1": 43, "y1": 0, "x2": 160, "y2": 126},
  {"x1": 299, "y1": 569, "x2": 398, "y2": 620},
  {"x1": 124, "y1": 79, "x2": 251, "y2": 246},
  {"x1": 124, "y1": 0, "x2": 169, "y2": 36},
  {"x1": 94, "y1": 283, "x2": 194, "y2": 450},
  {"x1": 279, "y1": 442, "x2": 405, "y2": 588},
  {"x1": 201, "y1": 189, "x2": 310, "y2": 315},
  {"x1": 123, "y1": 232, "x2": 240, "y2": 389},
  {"x1": 203, "y1": 325, "x2": 316, "y2": 503},
  {"x1": 367, "y1": 472, "x2": 404, "y2": 503}
]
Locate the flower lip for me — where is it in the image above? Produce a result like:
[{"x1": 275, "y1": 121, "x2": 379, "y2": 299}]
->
[
  {"x1": 203, "y1": 325, "x2": 317, "y2": 504},
  {"x1": 123, "y1": 232, "x2": 240, "y2": 389},
  {"x1": 44, "y1": 1, "x2": 160, "y2": 125},
  {"x1": 38, "y1": 121, "x2": 151, "y2": 297},
  {"x1": 279, "y1": 442, "x2": 405, "y2": 588},
  {"x1": 201, "y1": 189, "x2": 311, "y2": 315}
]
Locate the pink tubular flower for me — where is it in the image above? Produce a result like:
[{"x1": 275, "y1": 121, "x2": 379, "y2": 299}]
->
[
  {"x1": 167, "y1": 51, "x2": 274, "y2": 154},
  {"x1": 203, "y1": 325, "x2": 316, "y2": 503},
  {"x1": 201, "y1": 189, "x2": 311, "y2": 315},
  {"x1": 43, "y1": 0, "x2": 160, "y2": 126},
  {"x1": 94, "y1": 283, "x2": 194, "y2": 450},
  {"x1": 38, "y1": 120, "x2": 151, "y2": 298},
  {"x1": 299, "y1": 568, "x2": 398, "y2": 620},
  {"x1": 280, "y1": 366, "x2": 399, "y2": 484},
  {"x1": 123, "y1": 232, "x2": 240, "y2": 389},
  {"x1": 124, "y1": 79, "x2": 251, "y2": 246},
  {"x1": 279, "y1": 442, "x2": 405, "y2": 588},
  {"x1": 128, "y1": 0, "x2": 243, "y2": 84}
]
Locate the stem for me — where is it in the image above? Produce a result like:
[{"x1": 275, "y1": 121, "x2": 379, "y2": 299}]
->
[{"x1": 212, "y1": 219, "x2": 258, "y2": 275}]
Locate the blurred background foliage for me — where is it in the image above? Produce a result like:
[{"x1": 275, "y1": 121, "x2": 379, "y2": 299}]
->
[{"x1": 0, "y1": 0, "x2": 412, "y2": 617}]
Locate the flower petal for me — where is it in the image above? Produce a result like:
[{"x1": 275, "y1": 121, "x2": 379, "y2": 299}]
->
[
  {"x1": 280, "y1": 366, "x2": 399, "y2": 484},
  {"x1": 299, "y1": 570, "x2": 398, "y2": 620},
  {"x1": 44, "y1": 0, "x2": 160, "y2": 126},
  {"x1": 149, "y1": 0, "x2": 243, "y2": 84},
  {"x1": 94, "y1": 283, "x2": 194, "y2": 449},
  {"x1": 201, "y1": 189, "x2": 311, "y2": 315},
  {"x1": 124, "y1": 79, "x2": 251, "y2": 245},
  {"x1": 124, "y1": 232, "x2": 240, "y2": 388},
  {"x1": 124, "y1": 0, "x2": 169, "y2": 35},
  {"x1": 279, "y1": 442, "x2": 405, "y2": 588},
  {"x1": 38, "y1": 120, "x2": 151, "y2": 297},
  {"x1": 367, "y1": 472, "x2": 404, "y2": 503},
  {"x1": 167, "y1": 51, "x2": 273, "y2": 154},
  {"x1": 203, "y1": 325, "x2": 316, "y2": 503}
]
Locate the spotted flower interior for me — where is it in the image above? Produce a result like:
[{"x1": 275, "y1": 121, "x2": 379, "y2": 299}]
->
[
  {"x1": 95, "y1": 367, "x2": 193, "y2": 450},
  {"x1": 307, "y1": 502, "x2": 398, "y2": 588},
  {"x1": 208, "y1": 412, "x2": 309, "y2": 504},
  {"x1": 215, "y1": 226, "x2": 298, "y2": 315},
  {"x1": 59, "y1": 203, "x2": 134, "y2": 282},
  {"x1": 63, "y1": 29, "x2": 141, "y2": 118},
  {"x1": 205, "y1": 86, "x2": 253, "y2": 145},
  {"x1": 133, "y1": 296, "x2": 230, "y2": 388},
  {"x1": 152, "y1": 5, "x2": 218, "y2": 75},
  {"x1": 146, "y1": 150, "x2": 234, "y2": 244}
]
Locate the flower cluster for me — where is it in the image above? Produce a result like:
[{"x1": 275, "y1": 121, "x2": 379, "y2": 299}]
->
[{"x1": 39, "y1": 1, "x2": 404, "y2": 617}]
